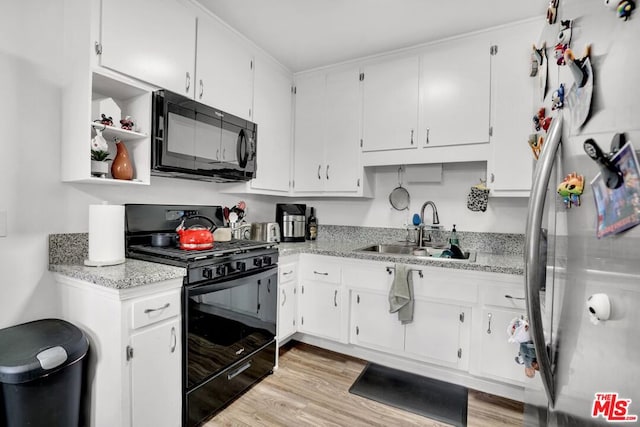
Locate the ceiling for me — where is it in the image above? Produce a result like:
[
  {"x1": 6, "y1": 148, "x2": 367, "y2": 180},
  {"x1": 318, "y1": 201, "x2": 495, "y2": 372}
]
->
[{"x1": 197, "y1": 0, "x2": 546, "y2": 72}]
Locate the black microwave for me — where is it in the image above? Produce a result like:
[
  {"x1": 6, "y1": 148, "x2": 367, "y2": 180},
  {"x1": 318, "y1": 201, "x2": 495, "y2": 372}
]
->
[{"x1": 151, "y1": 90, "x2": 257, "y2": 182}]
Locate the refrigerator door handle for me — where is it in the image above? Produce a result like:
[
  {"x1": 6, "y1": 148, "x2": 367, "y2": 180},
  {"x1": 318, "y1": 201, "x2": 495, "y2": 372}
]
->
[{"x1": 524, "y1": 115, "x2": 563, "y2": 407}]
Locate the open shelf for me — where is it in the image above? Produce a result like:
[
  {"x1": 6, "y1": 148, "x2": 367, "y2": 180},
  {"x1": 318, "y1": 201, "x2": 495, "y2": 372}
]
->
[{"x1": 90, "y1": 122, "x2": 147, "y2": 141}]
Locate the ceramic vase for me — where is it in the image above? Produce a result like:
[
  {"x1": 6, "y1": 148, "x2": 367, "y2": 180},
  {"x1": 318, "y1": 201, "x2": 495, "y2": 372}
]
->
[{"x1": 111, "y1": 141, "x2": 134, "y2": 180}]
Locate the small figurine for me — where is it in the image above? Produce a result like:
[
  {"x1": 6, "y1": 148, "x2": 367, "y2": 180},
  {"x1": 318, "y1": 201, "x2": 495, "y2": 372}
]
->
[
  {"x1": 547, "y1": 0, "x2": 560, "y2": 24},
  {"x1": 507, "y1": 317, "x2": 538, "y2": 378},
  {"x1": 528, "y1": 134, "x2": 544, "y2": 160},
  {"x1": 533, "y1": 108, "x2": 552, "y2": 133},
  {"x1": 554, "y1": 20, "x2": 572, "y2": 65},
  {"x1": 120, "y1": 116, "x2": 135, "y2": 131},
  {"x1": 617, "y1": 0, "x2": 636, "y2": 20},
  {"x1": 604, "y1": 0, "x2": 618, "y2": 8},
  {"x1": 552, "y1": 83, "x2": 565, "y2": 110},
  {"x1": 557, "y1": 172, "x2": 585, "y2": 208},
  {"x1": 95, "y1": 113, "x2": 113, "y2": 127}
]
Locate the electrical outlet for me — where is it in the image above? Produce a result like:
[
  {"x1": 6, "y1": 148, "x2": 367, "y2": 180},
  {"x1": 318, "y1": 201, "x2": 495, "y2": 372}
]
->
[{"x1": 0, "y1": 210, "x2": 6, "y2": 237}]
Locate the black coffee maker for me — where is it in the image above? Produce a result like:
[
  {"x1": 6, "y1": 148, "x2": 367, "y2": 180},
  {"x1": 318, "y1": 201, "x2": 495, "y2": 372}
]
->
[{"x1": 276, "y1": 204, "x2": 306, "y2": 242}]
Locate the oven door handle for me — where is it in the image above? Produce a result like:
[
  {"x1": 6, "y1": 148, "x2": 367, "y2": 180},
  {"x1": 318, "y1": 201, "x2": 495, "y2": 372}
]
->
[
  {"x1": 188, "y1": 265, "x2": 277, "y2": 296},
  {"x1": 227, "y1": 361, "x2": 252, "y2": 381}
]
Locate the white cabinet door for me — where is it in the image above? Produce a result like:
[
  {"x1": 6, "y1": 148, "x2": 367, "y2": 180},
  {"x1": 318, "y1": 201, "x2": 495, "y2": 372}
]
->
[
  {"x1": 101, "y1": 0, "x2": 196, "y2": 97},
  {"x1": 298, "y1": 280, "x2": 341, "y2": 341},
  {"x1": 293, "y1": 73, "x2": 326, "y2": 192},
  {"x1": 350, "y1": 290, "x2": 405, "y2": 354},
  {"x1": 196, "y1": 15, "x2": 254, "y2": 120},
  {"x1": 419, "y1": 36, "x2": 490, "y2": 148},
  {"x1": 487, "y1": 21, "x2": 539, "y2": 196},
  {"x1": 404, "y1": 299, "x2": 467, "y2": 369},
  {"x1": 278, "y1": 281, "x2": 297, "y2": 341},
  {"x1": 324, "y1": 67, "x2": 362, "y2": 192},
  {"x1": 130, "y1": 318, "x2": 181, "y2": 427},
  {"x1": 477, "y1": 308, "x2": 536, "y2": 385},
  {"x1": 362, "y1": 56, "x2": 419, "y2": 152},
  {"x1": 251, "y1": 58, "x2": 293, "y2": 193}
]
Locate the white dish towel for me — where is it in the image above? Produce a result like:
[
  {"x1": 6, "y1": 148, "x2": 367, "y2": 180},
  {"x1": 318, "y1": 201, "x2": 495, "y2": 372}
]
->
[{"x1": 388, "y1": 264, "x2": 414, "y2": 324}]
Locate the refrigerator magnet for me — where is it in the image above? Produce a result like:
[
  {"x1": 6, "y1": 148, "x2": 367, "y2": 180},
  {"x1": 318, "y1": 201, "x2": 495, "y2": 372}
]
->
[
  {"x1": 557, "y1": 172, "x2": 585, "y2": 208},
  {"x1": 528, "y1": 134, "x2": 544, "y2": 160},
  {"x1": 590, "y1": 141, "x2": 640, "y2": 238}
]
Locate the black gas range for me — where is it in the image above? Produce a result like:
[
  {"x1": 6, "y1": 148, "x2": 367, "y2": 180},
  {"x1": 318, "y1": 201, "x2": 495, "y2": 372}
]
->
[{"x1": 125, "y1": 204, "x2": 278, "y2": 427}]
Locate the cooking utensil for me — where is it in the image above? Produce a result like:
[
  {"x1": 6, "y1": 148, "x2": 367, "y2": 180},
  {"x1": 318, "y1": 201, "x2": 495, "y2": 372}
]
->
[
  {"x1": 389, "y1": 166, "x2": 410, "y2": 211},
  {"x1": 151, "y1": 232, "x2": 176, "y2": 247},
  {"x1": 176, "y1": 215, "x2": 217, "y2": 250}
]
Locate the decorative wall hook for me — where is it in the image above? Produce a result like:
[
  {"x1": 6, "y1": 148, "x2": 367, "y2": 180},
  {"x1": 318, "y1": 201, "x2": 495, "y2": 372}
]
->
[{"x1": 583, "y1": 137, "x2": 624, "y2": 189}]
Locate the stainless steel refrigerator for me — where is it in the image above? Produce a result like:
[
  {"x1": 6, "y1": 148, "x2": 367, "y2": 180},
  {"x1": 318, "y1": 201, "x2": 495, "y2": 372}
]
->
[{"x1": 524, "y1": 0, "x2": 640, "y2": 425}]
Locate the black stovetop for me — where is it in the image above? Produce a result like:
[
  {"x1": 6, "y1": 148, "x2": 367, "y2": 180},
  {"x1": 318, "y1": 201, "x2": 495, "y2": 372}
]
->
[{"x1": 128, "y1": 239, "x2": 276, "y2": 263}]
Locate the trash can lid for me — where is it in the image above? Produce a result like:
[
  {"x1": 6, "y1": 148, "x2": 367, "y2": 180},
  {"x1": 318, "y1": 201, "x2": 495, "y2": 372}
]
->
[{"x1": 0, "y1": 318, "x2": 89, "y2": 384}]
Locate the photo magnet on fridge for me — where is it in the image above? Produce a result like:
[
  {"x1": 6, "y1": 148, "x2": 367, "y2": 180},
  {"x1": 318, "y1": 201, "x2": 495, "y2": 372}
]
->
[{"x1": 591, "y1": 141, "x2": 640, "y2": 238}]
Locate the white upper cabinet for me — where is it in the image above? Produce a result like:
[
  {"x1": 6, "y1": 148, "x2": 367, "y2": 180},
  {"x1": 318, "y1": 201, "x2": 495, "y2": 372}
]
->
[
  {"x1": 293, "y1": 67, "x2": 365, "y2": 194},
  {"x1": 100, "y1": 0, "x2": 196, "y2": 97},
  {"x1": 487, "y1": 20, "x2": 539, "y2": 197},
  {"x1": 323, "y1": 67, "x2": 362, "y2": 192},
  {"x1": 196, "y1": 14, "x2": 254, "y2": 120},
  {"x1": 361, "y1": 56, "x2": 420, "y2": 152},
  {"x1": 250, "y1": 57, "x2": 293, "y2": 193},
  {"x1": 293, "y1": 72, "x2": 326, "y2": 192},
  {"x1": 418, "y1": 35, "x2": 491, "y2": 148}
]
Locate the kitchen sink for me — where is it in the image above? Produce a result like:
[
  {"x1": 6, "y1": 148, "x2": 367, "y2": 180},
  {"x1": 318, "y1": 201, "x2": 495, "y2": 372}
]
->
[{"x1": 355, "y1": 243, "x2": 476, "y2": 262}]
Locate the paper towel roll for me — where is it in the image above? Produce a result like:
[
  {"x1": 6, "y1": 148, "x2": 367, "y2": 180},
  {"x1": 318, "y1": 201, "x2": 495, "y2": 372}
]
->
[{"x1": 84, "y1": 204, "x2": 125, "y2": 267}]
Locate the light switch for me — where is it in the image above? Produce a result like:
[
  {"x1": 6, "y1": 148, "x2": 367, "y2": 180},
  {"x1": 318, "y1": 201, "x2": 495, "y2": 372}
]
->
[{"x1": 0, "y1": 210, "x2": 6, "y2": 237}]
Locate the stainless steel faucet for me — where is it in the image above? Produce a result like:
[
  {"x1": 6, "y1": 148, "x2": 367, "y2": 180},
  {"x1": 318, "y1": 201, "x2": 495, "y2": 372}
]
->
[{"x1": 418, "y1": 201, "x2": 439, "y2": 246}]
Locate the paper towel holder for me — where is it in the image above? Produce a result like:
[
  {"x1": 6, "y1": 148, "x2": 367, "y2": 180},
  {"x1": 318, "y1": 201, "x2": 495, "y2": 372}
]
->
[
  {"x1": 84, "y1": 257, "x2": 125, "y2": 267},
  {"x1": 83, "y1": 203, "x2": 126, "y2": 267}
]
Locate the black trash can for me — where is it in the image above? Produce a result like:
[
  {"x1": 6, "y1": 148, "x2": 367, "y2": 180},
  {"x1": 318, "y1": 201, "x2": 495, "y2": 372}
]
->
[{"x1": 0, "y1": 319, "x2": 89, "y2": 427}]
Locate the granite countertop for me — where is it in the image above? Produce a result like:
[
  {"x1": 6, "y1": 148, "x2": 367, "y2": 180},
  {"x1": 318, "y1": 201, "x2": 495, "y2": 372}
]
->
[
  {"x1": 50, "y1": 259, "x2": 186, "y2": 290},
  {"x1": 278, "y1": 240, "x2": 524, "y2": 275}
]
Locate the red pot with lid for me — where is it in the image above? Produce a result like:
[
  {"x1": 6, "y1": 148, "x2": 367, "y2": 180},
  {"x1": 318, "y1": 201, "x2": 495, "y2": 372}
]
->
[{"x1": 176, "y1": 215, "x2": 217, "y2": 250}]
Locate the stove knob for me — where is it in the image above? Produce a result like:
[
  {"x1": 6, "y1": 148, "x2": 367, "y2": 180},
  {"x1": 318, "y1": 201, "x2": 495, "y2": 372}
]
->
[
  {"x1": 253, "y1": 258, "x2": 263, "y2": 268},
  {"x1": 216, "y1": 265, "x2": 226, "y2": 276},
  {"x1": 202, "y1": 267, "x2": 214, "y2": 279},
  {"x1": 263, "y1": 256, "x2": 272, "y2": 266},
  {"x1": 236, "y1": 261, "x2": 246, "y2": 272}
]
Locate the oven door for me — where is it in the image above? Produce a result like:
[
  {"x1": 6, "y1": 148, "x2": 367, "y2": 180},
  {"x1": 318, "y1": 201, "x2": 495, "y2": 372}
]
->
[{"x1": 184, "y1": 266, "x2": 277, "y2": 390}]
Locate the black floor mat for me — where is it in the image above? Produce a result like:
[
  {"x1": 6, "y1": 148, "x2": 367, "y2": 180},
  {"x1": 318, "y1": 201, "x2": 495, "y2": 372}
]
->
[{"x1": 349, "y1": 363, "x2": 468, "y2": 427}]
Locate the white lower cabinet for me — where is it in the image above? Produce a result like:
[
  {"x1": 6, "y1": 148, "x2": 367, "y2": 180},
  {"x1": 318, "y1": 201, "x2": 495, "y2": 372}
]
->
[
  {"x1": 350, "y1": 290, "x2": 405, "y2": 353},
  {"x1": 405, "y1": 300, "x2": 470, "y2": 370},
  {"x1": 55, "y1": 275, "x2": 183, "y2": 427},
  {"x1": 277, "y1": 258, "x2": 298, "y2": 342},
  {"x1": 279, "y1": 254, "x2": 532, "y2": 401}
]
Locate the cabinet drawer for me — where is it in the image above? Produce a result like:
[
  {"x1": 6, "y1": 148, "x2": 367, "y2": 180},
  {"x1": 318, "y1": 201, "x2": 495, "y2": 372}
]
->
[
  {"x1": 131, "y1": 290, "x2": 181, "y2": 330},
  {"x1": 279, "y1": 263, "x2": 298, "y2": 285},
  {"x1": 343, "y1": 263, "x2": 391, "y2": 292},
  {"x1": 412, "y1": 271, "x2": 478, "y2": 304},
  {"x1": 482, "y1": 284, "x2": 527, "y2": 310},
  {"x1": 300, "y1": 258, "x2": 341, "y2": 283}
]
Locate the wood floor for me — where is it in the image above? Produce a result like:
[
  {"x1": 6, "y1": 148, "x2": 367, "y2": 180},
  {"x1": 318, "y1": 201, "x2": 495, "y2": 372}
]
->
[{"x1": 207, "y1": 342, "x2": 524, "y2": 427}]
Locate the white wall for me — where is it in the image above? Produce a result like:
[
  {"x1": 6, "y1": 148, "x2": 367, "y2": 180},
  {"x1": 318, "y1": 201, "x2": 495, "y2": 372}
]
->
[{"x1": 0, "y1": 2, "x2": 528, "y2": 329}]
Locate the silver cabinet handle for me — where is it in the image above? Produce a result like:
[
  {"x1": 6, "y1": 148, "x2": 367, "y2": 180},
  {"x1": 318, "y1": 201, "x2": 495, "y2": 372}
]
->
[
  {"x1": 313, "y1": 271, "x2": 328, "y2": 276},
  {"x1": 487, "y1": 313, "x2": 492, "y2": 334},
  {"x1": 525, "y1": 115, "x2": 563, "y2": 407},
  {"x1": 214, "y1": 111, "x2": 224, "y2": 118},
  {"x1": 223, "y1": 148, "x2": 226, "y2": 160},
  {"x1": 216, "y1": 149, "x2": 220, "y2": 160},
  {"x1": 282, "y1": 270, "x2": 294, "y2": 276},
  {"x1": 505, "y1": 294, "x2": 526, "y2": 301},
  {"x1": 281, "y1": 289, "x2": 287, "y2": 306},
  {"x1": 334, "y1": 290, "x2": 338, "y2": 307},
  {"x1": 170, "y1": 326, "x2": 177, "y2": 353},
  {"x1": 199, "y1": 79, "x2": 204, "y2": 99},
  {"x1": 410, "y1": 129, "x2": 414, "y2": 145},
  {"x1": 317, "y1": 164, "x2": 322, "y2": 180},
  {"x1": 490, "y1": 173, "x2": 495, "y2": 183},
  {"x1": 326, "y1": 165, "x2": 329, "y2": 180},
  {"x1": 426, "y1": 128, "x2": 430, "y2": 145},
  {"x1": 144, "y1": 302, "x2": 170, "y2": 314},
  {"x1": 185, "y1": 72, "x2": 191, "y2": 93}
]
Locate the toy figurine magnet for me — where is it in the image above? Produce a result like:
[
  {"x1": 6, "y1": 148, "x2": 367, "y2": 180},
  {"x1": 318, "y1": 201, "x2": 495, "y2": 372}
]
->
[
  {"x1": 557, "y1": 172, "x2": 585, "y2": 208},
  {"x1": 552, "y1": 84, "x2": 565, "y2": 110},
  {"x1": 617, "y1": 0, "x2": 636, "y2": 20},
  {"x1": 533, "y1": 107, "x2": 552, "y2": 133},
  {"x1": 528, "y1": 134, "x2": 544, "y2": 160},
  {"x1": 547, "y1": 0, "x2": 560, "y2": 24},
  {"x1": 554, "y1": 20, "x2": 572, "y2": 65}
]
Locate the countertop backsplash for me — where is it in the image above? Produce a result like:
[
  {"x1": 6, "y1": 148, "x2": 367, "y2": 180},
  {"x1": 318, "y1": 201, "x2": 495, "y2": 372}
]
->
[{"x1": 48, "y1": 226, "x2": 524, "y2": 267}]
